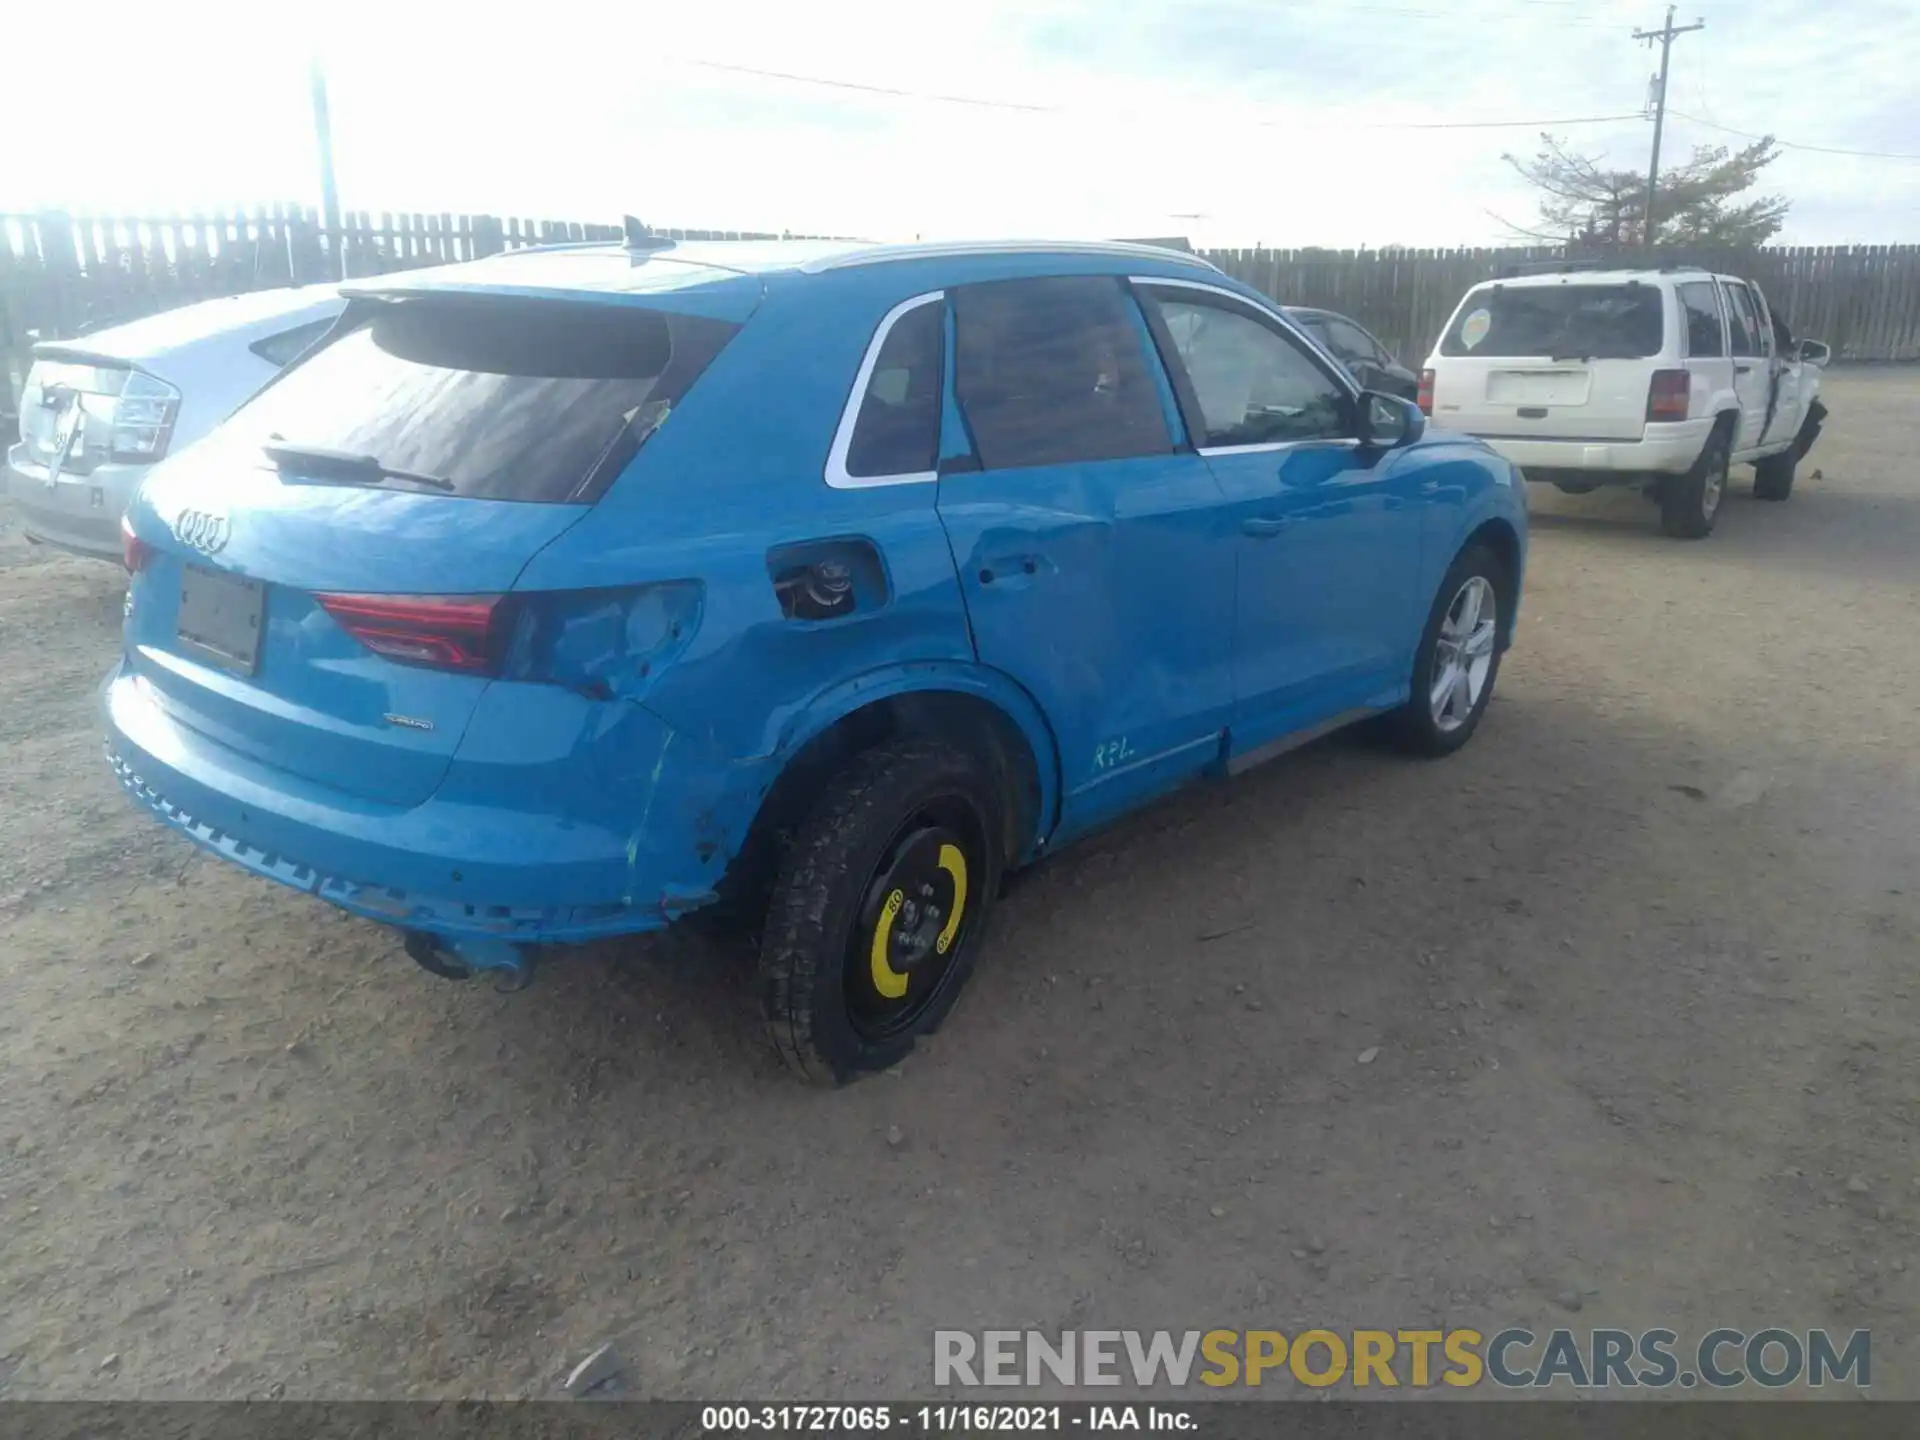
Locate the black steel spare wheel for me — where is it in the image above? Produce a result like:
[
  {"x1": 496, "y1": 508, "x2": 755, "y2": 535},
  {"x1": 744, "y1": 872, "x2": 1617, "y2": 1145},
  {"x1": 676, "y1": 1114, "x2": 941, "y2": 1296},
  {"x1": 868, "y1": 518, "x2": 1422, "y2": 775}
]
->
[
  {"x1": 848, "y1": 818, "x2": 979, "y2": 1040},
  {"x1": 759, "y1": 739, "x2": 1004, "y2": 1084}
]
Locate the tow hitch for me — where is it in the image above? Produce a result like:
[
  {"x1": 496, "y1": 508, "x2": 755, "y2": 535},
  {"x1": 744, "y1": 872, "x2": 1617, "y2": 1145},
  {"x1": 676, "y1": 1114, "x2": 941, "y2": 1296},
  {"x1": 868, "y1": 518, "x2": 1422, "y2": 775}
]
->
[{"x1": 403, "y1": 931, "x2": 538, "y2": 992}]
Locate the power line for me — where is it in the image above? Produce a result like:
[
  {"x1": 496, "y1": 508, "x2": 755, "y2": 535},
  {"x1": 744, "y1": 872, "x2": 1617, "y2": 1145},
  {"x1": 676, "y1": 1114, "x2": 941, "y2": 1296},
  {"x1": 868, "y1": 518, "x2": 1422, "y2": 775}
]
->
[
  {"x1": 1667, "y1": 108, "x2": 1920, "y2": 162},
  {"x1": 1281, "y1": 3, "x2": 1617, "y2": 21},
  {"x1": 1350, "y1": 112, "x2": 1644, "y2": 131},
  {"x1": 687, "y1": 59, "x2": 1057, "y2": 113},
  {"x1": 684, "y1": 58, "x2": 1642, "y2": 131},
  {"x1": 1204, "y1": 0, "x2": 1623, "y2": 25}
]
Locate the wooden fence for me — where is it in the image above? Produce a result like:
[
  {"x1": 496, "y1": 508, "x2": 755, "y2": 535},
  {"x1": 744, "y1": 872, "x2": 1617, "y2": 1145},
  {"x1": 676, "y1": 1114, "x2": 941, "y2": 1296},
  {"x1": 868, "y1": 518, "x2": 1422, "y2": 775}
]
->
[
  {"x1": 6, "y1": 207, "x2": 1919, "y2": 419},
  {"x1": 1201, "y1": 243, "x2": 1920, "y2": 369},
  {"x1": 0, "y1": 207, "x2": 842, "y2": 414}
]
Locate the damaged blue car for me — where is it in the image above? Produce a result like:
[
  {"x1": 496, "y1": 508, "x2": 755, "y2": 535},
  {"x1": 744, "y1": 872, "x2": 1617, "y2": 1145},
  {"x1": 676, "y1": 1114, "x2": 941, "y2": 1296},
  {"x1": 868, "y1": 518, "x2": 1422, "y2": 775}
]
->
[{"x1": 108, "y1": 233, "x2": 1526, "y2": 1083}]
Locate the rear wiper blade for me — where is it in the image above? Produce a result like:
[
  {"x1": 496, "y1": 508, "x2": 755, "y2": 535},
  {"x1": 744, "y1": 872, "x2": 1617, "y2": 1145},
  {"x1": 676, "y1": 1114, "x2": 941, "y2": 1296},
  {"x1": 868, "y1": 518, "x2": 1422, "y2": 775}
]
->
[{"x1": 262, "y1": 441, "x2": 455, "y2": 492}]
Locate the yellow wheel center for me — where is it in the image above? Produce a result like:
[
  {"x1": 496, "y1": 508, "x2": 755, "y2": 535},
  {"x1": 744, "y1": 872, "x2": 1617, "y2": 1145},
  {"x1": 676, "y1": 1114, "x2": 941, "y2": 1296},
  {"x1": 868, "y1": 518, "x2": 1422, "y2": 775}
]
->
[{"x1": 867, "y1": 843, "x2": 968, "y2": 1001}]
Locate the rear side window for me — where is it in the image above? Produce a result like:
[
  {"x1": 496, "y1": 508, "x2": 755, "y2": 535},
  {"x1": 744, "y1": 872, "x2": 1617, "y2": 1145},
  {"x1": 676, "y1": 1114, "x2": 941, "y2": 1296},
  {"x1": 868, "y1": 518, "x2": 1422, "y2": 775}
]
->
[
  {"x1": 1440, "y1": 284, "x2": 1664, "y2": 360},
  {"x1": 1324, "y1": 316, "x2": 1385, "y2": 366},
  {"x1": 1723, "y1": 283, "x2": 1763, "y2": 357},
  {"x1": 1676, "y1": 282, "x2": 1725, "y2": 358},
  {"x1": 249, "y1": 319, "x2": 336, "y2": 369},
  {"x1": 953, "y1": 277, "x2": 1170, "y2": 471},
  {"x1": 235, "y1": 299, "x2": 739, "y2": 502},
  {"x1": 843, "y1": 297, "x2": 943, "y2": 479}
]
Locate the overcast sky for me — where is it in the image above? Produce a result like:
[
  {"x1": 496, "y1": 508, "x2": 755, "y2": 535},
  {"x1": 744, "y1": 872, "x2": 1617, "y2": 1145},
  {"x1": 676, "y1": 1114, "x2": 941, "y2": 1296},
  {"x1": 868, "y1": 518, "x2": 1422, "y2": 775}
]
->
[{"x1": 10, "y1": 0, "x2": 1919, "y2": 246}]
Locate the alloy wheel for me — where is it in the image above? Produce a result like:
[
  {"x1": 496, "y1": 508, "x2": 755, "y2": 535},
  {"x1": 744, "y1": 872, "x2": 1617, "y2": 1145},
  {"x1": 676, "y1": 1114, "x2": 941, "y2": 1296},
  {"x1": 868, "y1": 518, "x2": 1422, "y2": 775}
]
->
[
  {"x1": 1429, "y1": 575, "x2": 1498, "y2": 733},
  {"x1": 1701, "y1": 444, "x2": 1727, "y2": 520}
]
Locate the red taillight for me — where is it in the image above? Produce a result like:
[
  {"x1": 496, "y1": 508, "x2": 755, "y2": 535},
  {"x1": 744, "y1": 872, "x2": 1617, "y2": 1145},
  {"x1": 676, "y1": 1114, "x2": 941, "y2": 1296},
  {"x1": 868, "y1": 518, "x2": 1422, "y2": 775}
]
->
[
  {"x1": 121, "y1": 515, "x2": 153, "y2": 574},
  {"x1": 315, "y1": 593, "x2": 505, "y2": 673},
  {"x1": 1416, "y1": 367, "x2": 1435, "y2": 416},
  {"x1": 1647, "y1": 368, "x2": 1691, "y2": 423}
]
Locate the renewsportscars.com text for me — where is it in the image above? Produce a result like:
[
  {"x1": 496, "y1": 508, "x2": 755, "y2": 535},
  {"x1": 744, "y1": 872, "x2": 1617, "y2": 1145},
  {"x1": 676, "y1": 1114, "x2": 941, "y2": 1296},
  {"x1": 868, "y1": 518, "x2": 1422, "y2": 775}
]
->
[{"x1": 933, "y1": 1328, "x2": 1870, "y2": 1390}]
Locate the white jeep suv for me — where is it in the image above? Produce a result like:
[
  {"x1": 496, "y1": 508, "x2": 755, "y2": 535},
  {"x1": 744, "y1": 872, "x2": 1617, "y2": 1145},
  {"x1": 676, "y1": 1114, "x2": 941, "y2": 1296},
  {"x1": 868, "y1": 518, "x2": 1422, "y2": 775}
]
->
[{"x1": 1420, "y1": 266, "x2": 1829, "y2": 538}]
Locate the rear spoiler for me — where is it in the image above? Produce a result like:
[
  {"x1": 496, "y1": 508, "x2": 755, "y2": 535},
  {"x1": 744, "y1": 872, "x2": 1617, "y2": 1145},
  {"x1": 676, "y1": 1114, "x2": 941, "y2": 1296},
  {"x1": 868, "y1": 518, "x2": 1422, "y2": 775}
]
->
[{"x1": 30, "y1": 343, "x2": 139, "y2": 369}]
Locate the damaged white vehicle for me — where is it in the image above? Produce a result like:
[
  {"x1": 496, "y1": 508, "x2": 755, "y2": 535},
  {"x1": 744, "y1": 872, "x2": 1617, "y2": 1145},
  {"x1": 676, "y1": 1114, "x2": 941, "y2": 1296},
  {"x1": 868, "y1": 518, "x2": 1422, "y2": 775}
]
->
[{"x1": 1420, "y1": 265, "x2": 1828, "y2": 538}]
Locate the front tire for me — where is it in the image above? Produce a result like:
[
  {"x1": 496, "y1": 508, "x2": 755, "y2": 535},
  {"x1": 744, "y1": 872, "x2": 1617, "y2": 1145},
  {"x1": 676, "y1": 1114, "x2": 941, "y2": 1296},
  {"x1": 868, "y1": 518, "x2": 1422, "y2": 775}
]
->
[
  {"x1": 1391, "y1": 544, "x2": 1507, "y2": 757},
  {"x1": 1753, "y1": 447, "x2": 1797, "y2": 501},
  {"x1": 1660, "y1": 427, "x2": 1731, "y2": 538},
  {"x1": 759, "y1": 740, "x2": 1003, "y2": 1084}
]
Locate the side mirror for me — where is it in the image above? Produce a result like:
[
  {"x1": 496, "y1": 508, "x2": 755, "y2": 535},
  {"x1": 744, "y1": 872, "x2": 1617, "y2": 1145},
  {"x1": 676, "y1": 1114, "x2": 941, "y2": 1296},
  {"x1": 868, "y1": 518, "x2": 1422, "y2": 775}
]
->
[
  {"x1": 1796, "y1": 339, "x2": 1831, "y2": 366},
  {"x1": 1359, "y1": 391, "x2": 1425, "y2": 449}
]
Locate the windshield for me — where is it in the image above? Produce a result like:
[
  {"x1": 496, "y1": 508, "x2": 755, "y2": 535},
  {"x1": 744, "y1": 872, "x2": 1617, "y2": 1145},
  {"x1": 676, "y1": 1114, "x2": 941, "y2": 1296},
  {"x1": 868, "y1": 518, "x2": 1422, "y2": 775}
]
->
[
  {"x1": 1441, "y1": 283, "x2": 1664, "y2": 360},
  {"x1": 234, "y1": 298, "x2": 739, "y2": 502}
]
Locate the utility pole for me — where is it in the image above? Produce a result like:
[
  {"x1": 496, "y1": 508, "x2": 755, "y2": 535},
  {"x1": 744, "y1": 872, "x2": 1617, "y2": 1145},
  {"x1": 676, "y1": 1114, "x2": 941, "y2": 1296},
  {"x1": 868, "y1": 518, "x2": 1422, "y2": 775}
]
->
[
  {"x1": 309, "y1": 57, "x2": 344, "y2": 281},
  {"x1": 1633, "y1": 5, "x2": 1704, "y2": 249}
]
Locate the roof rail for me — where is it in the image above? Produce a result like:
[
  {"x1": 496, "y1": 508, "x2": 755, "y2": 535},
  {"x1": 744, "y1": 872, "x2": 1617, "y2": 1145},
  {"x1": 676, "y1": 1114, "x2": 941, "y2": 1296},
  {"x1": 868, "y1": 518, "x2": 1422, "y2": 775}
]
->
[
  {"x1": 499, "y1": 240, "x2": 611, "y2": 257},
  {"x1": 1498, "y1": 257, "x2": 1713, "y2": 279},
  {"x1": 1111, "y1": 235, "x2": 1194, "y2": 254},
  {"x1": 801, "y1": 238, "x2": 1221, "y2": 274},
  {"x1": 1499, "y1": 259, "x2": 1620, "y2": 278}
]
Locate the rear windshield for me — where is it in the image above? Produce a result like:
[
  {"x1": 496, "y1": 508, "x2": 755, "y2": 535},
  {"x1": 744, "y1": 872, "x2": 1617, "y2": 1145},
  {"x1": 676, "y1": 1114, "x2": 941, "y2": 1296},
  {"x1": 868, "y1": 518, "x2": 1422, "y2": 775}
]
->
[
  {"x1": 234, "y1": 298, "x2": 739, "y2": 502},
  {"x1": 1441, "y1": 283, "x2": 1664, "y2": 360}
]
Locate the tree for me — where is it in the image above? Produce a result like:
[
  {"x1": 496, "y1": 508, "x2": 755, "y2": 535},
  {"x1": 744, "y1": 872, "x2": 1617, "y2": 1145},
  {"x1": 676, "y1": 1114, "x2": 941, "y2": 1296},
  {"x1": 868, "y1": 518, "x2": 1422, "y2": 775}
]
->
[{"x1": 1503, "y1": 133, "x2": 1790, "y2": 248}]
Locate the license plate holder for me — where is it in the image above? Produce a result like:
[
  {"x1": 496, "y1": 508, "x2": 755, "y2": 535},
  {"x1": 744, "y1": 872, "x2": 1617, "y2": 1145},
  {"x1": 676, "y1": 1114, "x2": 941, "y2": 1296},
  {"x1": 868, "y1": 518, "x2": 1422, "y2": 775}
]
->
[
  {"x1": 177, "y1": 566, "x2": 266, "y2": 675},
  {"x1": 1488, "y1": 369, "x2": 1591, "y2": 406}
]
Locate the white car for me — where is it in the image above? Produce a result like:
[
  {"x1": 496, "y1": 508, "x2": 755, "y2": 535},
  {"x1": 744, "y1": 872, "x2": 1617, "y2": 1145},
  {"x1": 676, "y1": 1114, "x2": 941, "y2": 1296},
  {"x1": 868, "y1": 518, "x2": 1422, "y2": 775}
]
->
[
  {"x1": 5, "y1": 286, "x2": 345, "y2": 559},
  {"x1": 1420, "y1": 266, "x2": 1829, "y2": 538}
]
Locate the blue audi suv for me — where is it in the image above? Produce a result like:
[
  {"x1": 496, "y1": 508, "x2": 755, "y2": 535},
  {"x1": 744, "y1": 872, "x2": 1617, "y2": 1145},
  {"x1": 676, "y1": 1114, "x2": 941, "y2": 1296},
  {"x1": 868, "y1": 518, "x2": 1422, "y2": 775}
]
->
[{"x1": 108, "y1": 235, "x2": 1526, "y2": 1083}]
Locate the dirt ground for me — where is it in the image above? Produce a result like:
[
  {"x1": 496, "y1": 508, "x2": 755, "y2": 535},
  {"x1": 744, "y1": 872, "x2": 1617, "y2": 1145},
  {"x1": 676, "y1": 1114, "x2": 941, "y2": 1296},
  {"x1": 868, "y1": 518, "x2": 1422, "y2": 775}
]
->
[{"x1": 2, "y1": 367, "x2": 1917, "y2": 1401}]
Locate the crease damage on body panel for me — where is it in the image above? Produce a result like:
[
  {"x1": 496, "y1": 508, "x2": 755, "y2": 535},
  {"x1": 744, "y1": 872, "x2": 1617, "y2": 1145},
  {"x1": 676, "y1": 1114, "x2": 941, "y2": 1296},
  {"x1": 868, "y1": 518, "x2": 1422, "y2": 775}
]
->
[{"x1": 624, "y1": 730, "x2": 676, "y2": 908}]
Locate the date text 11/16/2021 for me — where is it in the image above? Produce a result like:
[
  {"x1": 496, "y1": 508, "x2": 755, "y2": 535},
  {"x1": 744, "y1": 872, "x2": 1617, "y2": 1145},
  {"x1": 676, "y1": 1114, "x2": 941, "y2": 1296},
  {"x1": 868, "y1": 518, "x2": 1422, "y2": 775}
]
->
[{"x1": 700, "y1": 1404, "x2": 1193, "y2": 1432}]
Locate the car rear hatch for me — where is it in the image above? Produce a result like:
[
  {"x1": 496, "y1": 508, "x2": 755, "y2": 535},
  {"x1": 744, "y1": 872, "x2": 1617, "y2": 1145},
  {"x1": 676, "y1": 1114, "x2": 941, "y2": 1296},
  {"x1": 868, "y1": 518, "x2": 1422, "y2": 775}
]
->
[
  {"x1": 123, "y1": 289, "x2": 745, "y2": 808},
  {"x1": 14, "y1": 349, "x2": 182, "y2": 476},
  {"x1": 1429, "y1": 282, "x2": 1665, "y2": 442}
]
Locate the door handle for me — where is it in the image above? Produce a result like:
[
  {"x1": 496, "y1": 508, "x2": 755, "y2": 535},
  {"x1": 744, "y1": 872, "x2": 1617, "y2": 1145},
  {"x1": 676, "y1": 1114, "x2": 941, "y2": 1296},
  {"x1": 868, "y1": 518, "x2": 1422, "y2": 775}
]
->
[
  {"x1": 1735, "y1": 363, "x2": 1754, "y2": 374},
  {"x1": 1242, "y1": 516, "x2": 1288, "y2": 538},
  {"x1": 976, "y1": 556, "x2": 1042, "y2": 585}
]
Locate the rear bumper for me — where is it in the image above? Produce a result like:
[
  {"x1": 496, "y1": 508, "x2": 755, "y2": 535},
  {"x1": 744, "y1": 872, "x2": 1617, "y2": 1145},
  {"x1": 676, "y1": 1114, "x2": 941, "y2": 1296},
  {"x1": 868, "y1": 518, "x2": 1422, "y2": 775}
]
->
[
  {"x1": 103, "y1": 662, "x2": 733, "y2": 943},
  {"x1": 1479, "y1": 419, "x2": 1713, "y2": 478},
  {"x1": 5, "y1": 448, "x2": 150, "y2": 559}
]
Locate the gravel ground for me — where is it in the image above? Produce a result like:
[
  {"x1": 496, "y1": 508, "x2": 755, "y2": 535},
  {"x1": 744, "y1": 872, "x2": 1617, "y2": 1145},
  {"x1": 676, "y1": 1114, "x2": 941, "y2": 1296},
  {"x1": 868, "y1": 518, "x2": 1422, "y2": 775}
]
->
[{"x1": 1, "y1": 367, "x2": 1916, "y2": 1400}]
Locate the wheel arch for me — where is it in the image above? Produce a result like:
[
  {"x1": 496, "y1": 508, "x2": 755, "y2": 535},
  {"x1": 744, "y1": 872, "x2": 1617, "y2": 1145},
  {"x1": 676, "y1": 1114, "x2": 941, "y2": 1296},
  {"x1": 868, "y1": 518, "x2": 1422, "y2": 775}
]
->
[
  {"x1": 1697, "y1": 408, "x2": 1739, "y2": 471},
  {"x1": 1701, "y1": 407, "x2": 1740, "y2": 464},
  {"x1": 718, "y1": 664, "x2": 1062, "y2": 919},
  {"x1": 1703, "y1": 390, "x2": 1741, "y2": 432},
  {"x1": 1458, "y1": 515, "x2": 1524, "y2": 647}
]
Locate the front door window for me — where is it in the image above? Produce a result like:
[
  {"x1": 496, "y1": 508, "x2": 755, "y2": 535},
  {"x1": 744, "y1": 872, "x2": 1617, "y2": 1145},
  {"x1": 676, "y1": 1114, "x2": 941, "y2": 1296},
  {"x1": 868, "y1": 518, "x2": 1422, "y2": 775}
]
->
[{"x1": 1151, "y1": 296, "x2": 1350, "y2": 450}]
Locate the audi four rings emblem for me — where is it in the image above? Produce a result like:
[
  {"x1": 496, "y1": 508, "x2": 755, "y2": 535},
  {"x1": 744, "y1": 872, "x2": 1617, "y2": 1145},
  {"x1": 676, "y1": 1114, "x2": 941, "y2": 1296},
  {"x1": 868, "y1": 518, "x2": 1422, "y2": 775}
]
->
[{"x1": 172, "y1": 509, "x2": 231, "y2": 555}]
